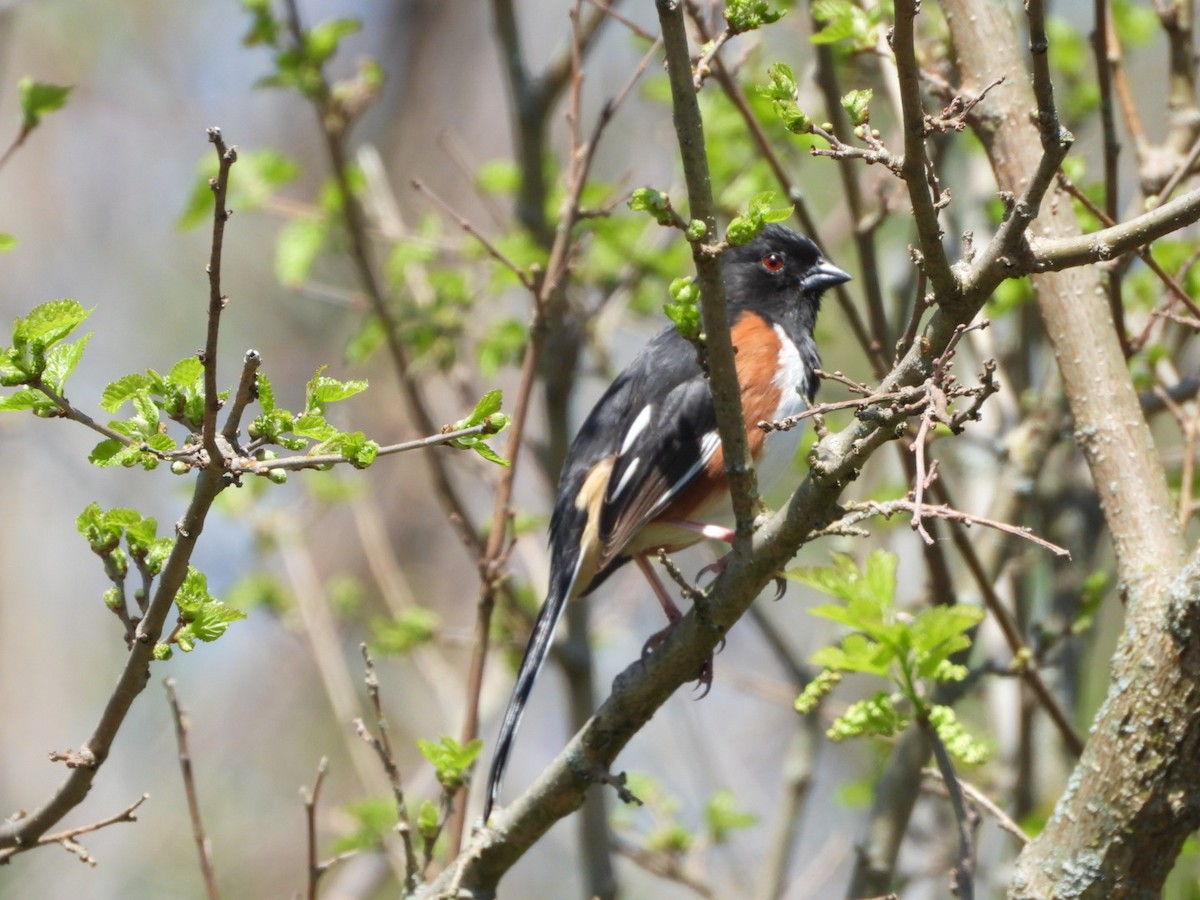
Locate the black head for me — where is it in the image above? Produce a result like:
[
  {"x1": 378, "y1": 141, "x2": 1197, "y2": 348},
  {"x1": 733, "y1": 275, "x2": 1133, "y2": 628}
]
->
[{"x1": 722, "y1": 224, "x2": 851, "y2": 312}]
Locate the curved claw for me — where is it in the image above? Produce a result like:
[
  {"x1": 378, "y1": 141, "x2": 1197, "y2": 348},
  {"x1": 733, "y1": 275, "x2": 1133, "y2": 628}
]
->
[
  {"x1": 642, "y1": 620, "x2": 717, "y2": 696},
  {"x1": 699, "y1": 558, "x2": 789, "y2": 601},
  {"x1": 696, "y1": 556, "x2": 727, "y2": 586},
  {"x1": 693, "y1": 660, "x2": 713, "y2": 699}
]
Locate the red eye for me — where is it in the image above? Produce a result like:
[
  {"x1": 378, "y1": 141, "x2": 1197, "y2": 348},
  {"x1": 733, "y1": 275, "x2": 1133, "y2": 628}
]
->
[{"x1": 761, "y1": 252, "x2": 784, "y2": 272}]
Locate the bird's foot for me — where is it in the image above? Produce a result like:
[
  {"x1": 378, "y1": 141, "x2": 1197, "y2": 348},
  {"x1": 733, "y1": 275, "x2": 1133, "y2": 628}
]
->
[
  {"x1": 641, "y1": 618, "x2": 723, "y2": 697},
  {"x1": 696, "y1": 555, "x2": 789, "y2": 599}
]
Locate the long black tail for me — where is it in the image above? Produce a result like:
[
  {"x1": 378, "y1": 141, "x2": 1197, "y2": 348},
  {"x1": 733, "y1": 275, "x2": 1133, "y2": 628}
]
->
[{"x1": 483, "y1": 586, "x2": 571, "y2": 822}]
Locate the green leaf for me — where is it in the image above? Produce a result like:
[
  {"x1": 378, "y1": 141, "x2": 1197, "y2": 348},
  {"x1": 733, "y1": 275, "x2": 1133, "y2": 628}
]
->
[
  {"x1": 240, "y1": 0, "x2": 280, "y2": 45},
  {"x1": 724, "y1": 0, "x2": 785, "y2": 32},
  {"x1": 175, "y1": 566, "x2": 216, "y2": 614},
  {"x1": 275, "y1": 216, "x2": 328, "y2": 286},
  {"x1": 790, "y1": 550, "x2": 896, "y2": 608},
  {"x1": 646, "y1": 823, "x2": 693, "y2": 855},
  {"x1": 759, "y1": 62, "x2": 796, "y2": 101},
  {"x1": 176, "y1": 602, "x2": 246, "y2": 647},
  {"x1": 305, "y1": 366, "x2": 367, "y2": 412},
  {"x1": 810, "y1": 633, "x2": 893, "y2": 676},
  {"x1": 331, "y1": 798, "x2": 397, "y2": 854},
  {"x1": 143, "y1": 537, "x2": 175, "y2": 576},
  {"x1": 465, "y1": 389, "x2": 502, "y2": 426},
  {"x1": 256, "y1": 372, "x2": 276, "y2": 414},
  {"x1": 726, "y1": 191, "x2": 793, "y2": 245},
  {"x1": 417, "y1": 736, "x2": 483, "y2": 791},
  {"x1": 144, "y1": 432, "x2": 177, "y2": 454},
  {"x1": 167, "y1": 356, "x2": 204, "y2": 387},
  {"x1": 321, "y1": 430, "x2": 379, "y2": 468},
  {"x1": 704, "y1": 790, "x2": 757, "y2": 843},
  {"x1": 477, "y1": 317, "x2": 528, "y2": 376},
  {"x1": 446, "y1": 394, "x2": 511, "y2": 466},
  {"x1": 628, "y1": 187, "x2": 677, "y2": 226},
  {"x1": 664, "y1": 276, "x2": 703, "y2": 342},
  {"x1": 42, "y1": 333, "x2": 92, "y2": 390},
  {"x1": 416, "y1": 799, "x2": 439, "y2": 840},
  {"x1": 0, "y1": 233, "x2": 17, "y2": 253},
  {"x1": 124, "y1": 516, "x2": 159, "y2": 555},
  {"x1": 18, "y1": 79, "x2": 72, "y2": 132},
  {"x1": 89, "y1": 438, "x2": 127, "y2": 466},
  {"x1": 225, "y1": 572, "x2": 290, "y2": 613},
  {"x1": 759, "y1": 63, "x2": 811, "y2": 135},
  {"x1": 293, "y1": 412, "x2": 337, "y2": 441},
  {"x1": 76, "y1": 503, "x2": 142, "y2": 553},
  {"x1": 476, "y1": 159, "x2": 520, "y2": 196},
  {"x1": 841, "y1": 88, "x2": 873, "y2": 127},
  {"x1": 0, "y1": 388, "x2": 39, "y2": 411},
  {"x1": 810, "y1": 0, "x2": 874, "y2": 46},
  {"x1": 466, "y1": 439, "x2": 510, "y2": 467},
  {"x1": 305, "y1": 18, "x2": 360, "y2": 64},
  {"x1": 371, "y1": 608, "x2": 440, "y2": 655},
  {"x1": 1111, "y1": 0, "x2": 1158, "y2": 48},
  {"x1": 13, "y1": 299, "x2": 91, "y2": 352},
  {"x1": 910, "y1": 604, "x2": 984, "y2": 679},
  {"x1": 101, "y1": 373, "x2": 154, "y2": 413}
]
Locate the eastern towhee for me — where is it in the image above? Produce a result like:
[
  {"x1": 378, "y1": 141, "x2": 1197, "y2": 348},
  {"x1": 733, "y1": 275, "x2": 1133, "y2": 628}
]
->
[{"x1": 484, "y1": 224, "x2": 850, "y2": 821}]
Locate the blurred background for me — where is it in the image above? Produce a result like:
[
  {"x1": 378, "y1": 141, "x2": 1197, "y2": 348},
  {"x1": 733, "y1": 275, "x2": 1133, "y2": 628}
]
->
[{"x1": 0, "y1": 1, "x2": 1190, "y2": 898}]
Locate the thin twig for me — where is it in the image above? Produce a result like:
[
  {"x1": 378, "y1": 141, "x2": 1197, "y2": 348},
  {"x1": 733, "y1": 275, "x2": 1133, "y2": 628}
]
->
[
  {"x1": 232, "y1": 422, "x2": 507, "y2": 476},
  {"x1": 201, "y1": 127, "x2": 237, "y2": 469},
  {"x1": 0, "y1": 795, "x2": 148, "y2": 865},
  {"x1": 1091, "y1": 0, "x2": 1129, "y2": 355},
  {"x1": 302, "y1": 757, "x2": 327, "y2": 900},
  {"x1": 928, "y1": 480, "x2": 1087, "y2": 758},
  {"x1": 221, "y1": 349, "x2": 263, "y2": 442},
  {"x1": 28, "y1": 377, "x2": 164, "y2": 451},
  {"x1": 354, "y1": 645, "x2": 419, "y2": 890},
  {"x1": 837, "y1": 499, "x2": 1071, "y2": 559},
  {"x1": 921, "y1": 768, "x2": 1030, "y2": 845},
  {"x1": 810, "y1": 9, "x2": 893, "y2": 363},
  {"x1": 165, "y1": 678, "x2": 220, "y2": 900},
  {"x1": 611, "y1": 835, "x2": 716, "y2": 899},
  {"x1": 1055, "y1": 171, "x2": 1200, "y2": 329},
  {"x1": 446, "y1": 4, "x2": 651, "y2": 857},
  {"x1": 280, "y1": 0, "x2": 487, "y2": 561},
  {"x1": 298, "y1": 760, "x2": 364, "y2": 893},
  {"x1": 919, "y1": 718, "x2": 978, "y2": 900},
  {"x1": 0, "y1": 128, "x2": 237, "y2": 856},
  {"x1": 892, "y1": 0, "x2": 959, "y2": 301},
  {"x1": 410, "y1": 180, "x2": 536, "y2": 290}
]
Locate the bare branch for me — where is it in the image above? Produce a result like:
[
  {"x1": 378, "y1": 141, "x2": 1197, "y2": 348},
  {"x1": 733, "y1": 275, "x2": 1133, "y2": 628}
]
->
[
  {"x1": 165, "y1": 678, "x2": 219, "y2": 900},
  {"x1": 921, "y1": 768, "x2": 1030, "y2": 845},
  {"x1": 200, "y1": 126, "x2": 237, "y2": 467},
  {"x1": 0, "y1": 795, "x2": 148, "y2": 866},
  {"x1": 919, "y1": 719, "x2": 979, "y2": 900},
  {"x1": 354, "y1": 646, "x2": 419, "y2": 890}
]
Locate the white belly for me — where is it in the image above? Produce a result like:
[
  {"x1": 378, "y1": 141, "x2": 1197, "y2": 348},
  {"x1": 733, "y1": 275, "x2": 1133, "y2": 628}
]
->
[{"x1": 755, "y1": 324, "x2": 809, "y2": 497}]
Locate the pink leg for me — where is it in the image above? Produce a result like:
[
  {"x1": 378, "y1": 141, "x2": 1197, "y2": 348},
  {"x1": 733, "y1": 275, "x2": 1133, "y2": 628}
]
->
[{"x1": 634, "y1": 553, "x2": 715, "y2": 696}]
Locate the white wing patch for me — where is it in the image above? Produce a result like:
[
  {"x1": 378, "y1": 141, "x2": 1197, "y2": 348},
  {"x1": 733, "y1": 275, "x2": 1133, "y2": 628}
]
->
[
  {"x1": 609, "y1": 457, "x2": 641, "y2": 500},
  {"x1": 620, "y1": 404, "x2": 653, "y2": 455},
  {"x1": 643, "y1": 429, "x2": 722, "y2": 520}
]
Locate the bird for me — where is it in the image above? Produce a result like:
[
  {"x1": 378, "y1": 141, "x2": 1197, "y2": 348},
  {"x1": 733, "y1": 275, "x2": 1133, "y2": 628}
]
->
[{"x1": 483, "y1": 224, "x2": 850, "y2": 822}]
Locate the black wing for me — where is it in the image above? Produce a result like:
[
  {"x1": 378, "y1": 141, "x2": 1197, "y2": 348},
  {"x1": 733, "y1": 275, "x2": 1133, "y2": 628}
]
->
[
  {"x1": 484, "y1": 324, "x2": 720, "y2": 821},
  {"x1": 548, "y1": 323, "x2": 720, "y2": 600}
]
